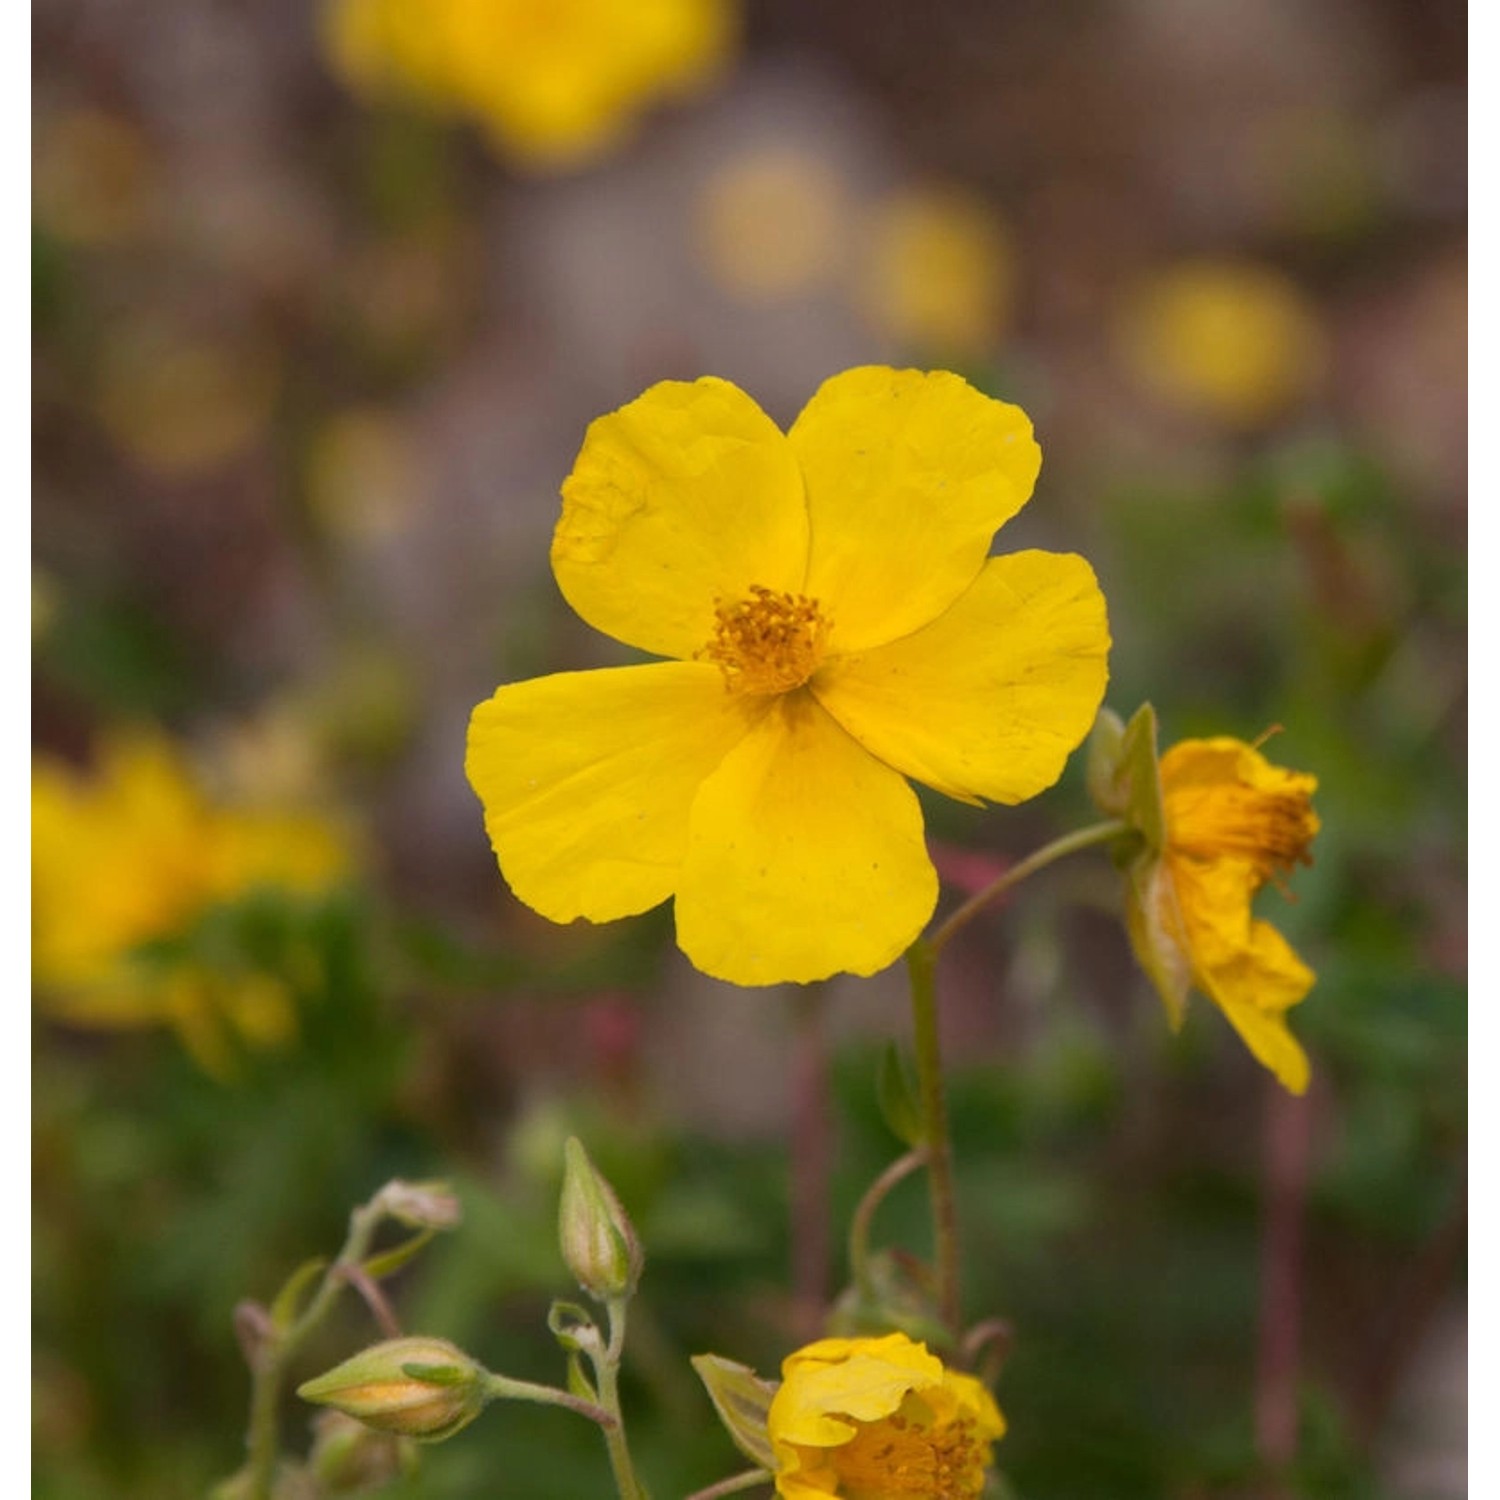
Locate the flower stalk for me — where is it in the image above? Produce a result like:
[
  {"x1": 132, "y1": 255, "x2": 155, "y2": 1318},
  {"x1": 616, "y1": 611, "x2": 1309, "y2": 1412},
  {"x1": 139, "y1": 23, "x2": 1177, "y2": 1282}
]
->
[
  {"x1": 908, "y1": 816, "x2": 1130, "y2": 1339},
  {"x1": 595, "y1": 1297, "x2": 647, "y2": 1500},
  {"x1": 905, "y1": 939, "x2": 962, "y2": 1336},
  {"x1": 243, "y1": 1193, "x2": 389, "y2": 1499},
  {"x1": 848, "y1": 1148, "x2": 928, "y2": 1302},
  {"x1": 928, "y1": 818, "x2": 1129, "y2": 957}
]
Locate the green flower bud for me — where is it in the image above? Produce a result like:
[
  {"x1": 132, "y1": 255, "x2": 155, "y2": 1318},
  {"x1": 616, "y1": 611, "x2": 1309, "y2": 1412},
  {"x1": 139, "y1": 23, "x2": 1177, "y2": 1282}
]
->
[
  {"x1": 558, "y1": 1137, "x2": 642, "y2": 1299},
  {"x1": 297, "y1": 1336, "x2": 486, "y2": 1442},
  {"x1": 308, "y1": 1410, "x2": 417, "y2": 1491}
]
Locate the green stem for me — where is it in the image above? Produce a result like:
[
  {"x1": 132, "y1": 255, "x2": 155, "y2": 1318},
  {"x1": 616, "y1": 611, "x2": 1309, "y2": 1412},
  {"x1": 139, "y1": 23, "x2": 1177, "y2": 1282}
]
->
[
  {"x1": 849, "y1": 1148, "x2": 928, "y2": 1301},
  {"x1": 928, "y1": 819, "x2": 1128, "y2": 957},
  {"x1": 905, "y1": 941, "x2": 961, "y2": 1336},
  {"x1": 245, "y1": 1199, "x2": 386, "y2": 1499},
  {"x1": 593, "y1": 1298, "x2": 647, "y2": 1500},
  {"x1": 684, "y1": 1471, "x2": 773, "y2": 1499},
  {"x1": 480, "y1": 1371, "x2": 616, "y2": 1428}
]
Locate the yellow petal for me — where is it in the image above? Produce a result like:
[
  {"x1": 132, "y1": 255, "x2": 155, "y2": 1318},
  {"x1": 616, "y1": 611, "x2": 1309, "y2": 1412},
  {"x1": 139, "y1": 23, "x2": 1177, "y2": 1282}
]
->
[
  {"x1": 675, "y1": 693, "x2": 937, "y2": 984},
  {"x1": 466, "y1": 662, "x2": 760, "y2": 923},
  {"x1": 812, "y1": 551, "x2": 1109, "y2": 805},
  {"x1": 770, "y1": 1335, "x2": 943, "y2": 1448},
  {"x1": 551, "y1": 377, "x2": 809, "y2": 659},
  {"x1": 789, "y1": 366, "x2": 1041, "y2": 651},
  {"x1": 943, "y1": 1370, "x2": 1007, "y2": 1442},
  {"x1": 1174, "y1": 856, "x2": 1314, "y2": 1093}
]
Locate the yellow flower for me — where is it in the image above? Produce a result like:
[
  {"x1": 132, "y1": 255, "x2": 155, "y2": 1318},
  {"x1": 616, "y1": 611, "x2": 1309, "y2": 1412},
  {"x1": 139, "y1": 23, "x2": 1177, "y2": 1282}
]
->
[
  {"x1": 31, "y1": 731, "x2": 351, "y2": 1072},
  {"x1": 466, "y1": 366, "x2": 1110, "y2": 986},
  {"x1": 1114, "y1": 259, "x2": 1325, "y2": 427},
  {"x1": 860, "y1": 185, "x2": 1015, "y2": 359},
  {"x1": 1095, "y1": 710, "x2": 1319, "y2": 1092},
  {"x1": 766, "y1": 1333, "x2": 1004, "y2": 1499},
  {"x1": 324, "y1": 0, "x2": 736, "y2": 170}
]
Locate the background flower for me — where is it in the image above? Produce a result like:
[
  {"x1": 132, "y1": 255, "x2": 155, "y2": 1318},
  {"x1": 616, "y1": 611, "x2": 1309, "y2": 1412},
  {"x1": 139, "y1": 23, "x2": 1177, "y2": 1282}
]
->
[
  {"x1": 324, "y1": 0, "x2": 736, "y2": 169},
  {"x1": 32, "y1": 731, "x2": 352, "y2": 1073}
]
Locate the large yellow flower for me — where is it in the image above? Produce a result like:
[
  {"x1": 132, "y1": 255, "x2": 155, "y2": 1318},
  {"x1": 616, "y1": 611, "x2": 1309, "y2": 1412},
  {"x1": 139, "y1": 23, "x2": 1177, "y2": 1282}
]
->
[
  {"x1": 465, "y1": 366, "x2": 1111, "y2": 986},
  {"x1": 1094, "y1": 710, "x2": 1319, "y2": 1092},
  {"x1": 324, "y1": 0, "x2": 735, "y2": 169},
  {"x1": 32, "y1": 731, "x2": 351, "y2": 1072},
  {"x1": 766, "y1": 1333, "x2": 1004, "y2": 1499}
]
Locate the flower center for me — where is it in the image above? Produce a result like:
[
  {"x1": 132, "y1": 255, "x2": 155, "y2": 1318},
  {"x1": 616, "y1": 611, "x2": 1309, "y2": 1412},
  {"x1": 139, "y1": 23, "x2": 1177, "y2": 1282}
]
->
[
  {"x1": 831, "y1": 1404, "x2": 989, "y2": 1499},
  {"x1": 701, "y1": 585, "x2": 831, "y2": 695},
  {"x1": 1167, "y1": 783, "x2": 1318, "y2": 885}
]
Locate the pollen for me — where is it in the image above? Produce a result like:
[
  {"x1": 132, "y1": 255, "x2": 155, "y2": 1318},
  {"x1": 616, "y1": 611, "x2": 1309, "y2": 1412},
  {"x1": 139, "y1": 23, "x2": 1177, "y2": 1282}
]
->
[{"x1": 701, "y1": 585, "x2": 831, "y2": 695}]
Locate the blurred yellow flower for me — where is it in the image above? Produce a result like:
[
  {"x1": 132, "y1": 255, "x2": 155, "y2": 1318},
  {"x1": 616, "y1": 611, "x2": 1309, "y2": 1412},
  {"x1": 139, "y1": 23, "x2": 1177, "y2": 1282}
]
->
[
  {"x1": 466, "y1": 366, "x2": 1109, "y2": 985},
  {"x1": 32, "y1": 732, "x2": 351, "y2": 1074},
  {"x1": 96, "y1": 325, "x2": 280, "y2": 477},
  {"x1": 694, "y1": 146, "x2": 852, "y2": 301},
  {"x1": 1112, "y1": 727, "x2": 1320, "y2": 1093},
  {"x1": 766, "y1": 1332, "x2": 1004, "y2": 1499},
  {"x1": 324, "y1": 0, "x2": 736, "y2": 169},
  {"x1": 32, "y1": 107, "x2": 154, "y2": 246},
  {"x1": 860, "y1": 186, "x2": 1015, "y2": 358},
  {"x1": 1114, "y1": 260, "x2": 1325, "y2": 427}
]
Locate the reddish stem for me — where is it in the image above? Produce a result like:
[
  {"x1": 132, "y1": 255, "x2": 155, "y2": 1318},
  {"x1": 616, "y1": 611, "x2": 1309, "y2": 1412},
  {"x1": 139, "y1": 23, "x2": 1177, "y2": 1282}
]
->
[
  {"x1": 1255, "y1": 1079, "x2": 1314, "y2": 1483},
  {"x1": 790, "y1": 985, "x2": 832, "y2": 1337}
]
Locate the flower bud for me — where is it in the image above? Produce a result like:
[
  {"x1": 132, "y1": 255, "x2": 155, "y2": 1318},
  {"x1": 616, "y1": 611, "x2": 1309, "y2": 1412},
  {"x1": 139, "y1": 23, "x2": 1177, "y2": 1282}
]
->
[
  {"x1": 558, "y1": 1137, "x2": 642, "y2": 1299},
  {"x1": 373, "y1": 1178, "x2": 461, "y2": 1232},
  {"x1": 308, "y1": 1410, "x2": 417, "y2": 1491},
  {"x1": 297, "y1": 1336, "x2": 486, "y2": 1442}
]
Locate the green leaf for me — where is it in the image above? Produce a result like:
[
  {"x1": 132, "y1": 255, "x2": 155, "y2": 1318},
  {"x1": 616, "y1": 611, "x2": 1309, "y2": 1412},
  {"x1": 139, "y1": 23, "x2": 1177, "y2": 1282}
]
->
[
  {"x1": 547, "y1": 1298, "x2": 600, "y2": 1354},
  {"x1": 877, "y1": 1044, "x2": 926, "y2": 1147},
  {"x1": 361, "y1": 1229, "x2": 436, "y2": 1281},
  {"x1": 1086, "y1": 707, "x2": 1127, "y2": 814},
  {"x1": 565, "y1": 1351, "x2": 598, "y2": 1403},
  {"x1": 269, "y1": 1256, "x2": 328, "y2": 1333},
  {"x1": 690, "y1": 1354, "x2": 778, "y2": 1472},
  {"x1": 1119, "y1": 703, "x2": 1166, "y2": 852}
]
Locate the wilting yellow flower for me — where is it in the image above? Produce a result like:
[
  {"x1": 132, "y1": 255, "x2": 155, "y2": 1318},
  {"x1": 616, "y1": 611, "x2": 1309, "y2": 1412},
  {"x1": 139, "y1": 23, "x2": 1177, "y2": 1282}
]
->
[
  {"x1": 466, "y1": 366, "x2": 1109, "y2": 985},
  {"x1": 1114, "y1": 259, "x2": 1325, "y2": 427},
  {"x1": 860, "y1": 185, "x2": 1015, "y2": 358},
  {"x1": 324, "y1": 0, "x2": 736, "y2": 169},
  {"x1": 32, "y1": 731, "x2": 351, "y2": 1073},
  {"x1": 1094, "y1": 710, "x2": 1319, "y2": 1092},
  {"x1": 767, "y1": 1333, "x2": 1004, "y2": 1499}
]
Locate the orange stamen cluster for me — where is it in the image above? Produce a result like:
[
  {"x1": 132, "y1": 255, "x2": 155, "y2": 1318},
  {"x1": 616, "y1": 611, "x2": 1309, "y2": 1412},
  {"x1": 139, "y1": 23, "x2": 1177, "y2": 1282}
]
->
[
  {"x1": 701, "y1": 585, "x2": 831, "y2": 696},
  {"x1": 831, "y1": 1401, "x2": 988, "y2": 1498},
  {"x1": 1167, "y1": 782, "x2": 1319, "y2": 885}
]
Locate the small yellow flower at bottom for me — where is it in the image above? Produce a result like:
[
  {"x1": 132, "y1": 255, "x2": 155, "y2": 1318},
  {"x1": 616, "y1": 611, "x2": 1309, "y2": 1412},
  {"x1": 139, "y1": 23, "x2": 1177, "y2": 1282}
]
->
[
  {"x1": 1095, "y1": 710, "x2": 1320, "y2": 1093},
  {"x1": 767, "y1": 1333, "x2": 1004, "y2": 1499}
]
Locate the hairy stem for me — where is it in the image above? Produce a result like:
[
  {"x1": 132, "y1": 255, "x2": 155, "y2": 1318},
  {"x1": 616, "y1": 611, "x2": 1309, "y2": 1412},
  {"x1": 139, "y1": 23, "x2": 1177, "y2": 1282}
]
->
[
  {"x1": 594, "y1": 1298, "x2": 647, "y2": 1500},
  {"x1": 790, "y1": 983, "x2": 833, "y2": 1337},
  {"x1": 906, "y1": 941, "x2": 961, "y2": 1336},
  {"x1": 1255, "y1": 1080, "x2": 1313, "y2": 1487},
  {"x1": 928, "y1": 819, "x2": 1128, "y2": 957},
  {"x1": 684, "y1": 1471, "x2": 773, "y2": 1499},
  {"x1": 245, "y1": 1198, "x2": 386, "y2": 1499},
  {"x1": 849, "y1": 1149, "x2": 929, "y2": 1300}
]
